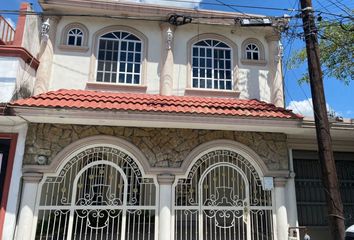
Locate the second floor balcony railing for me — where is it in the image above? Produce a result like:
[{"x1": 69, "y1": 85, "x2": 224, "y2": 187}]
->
[{"x1": 0, "y1": 16, "x2": 15, "y2": 45}]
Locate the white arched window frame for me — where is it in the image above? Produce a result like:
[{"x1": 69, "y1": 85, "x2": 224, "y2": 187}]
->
[
  {"x1": 60, "y1": 23, "x2": 89, "y2": 52},
  {"x1": 67, "y1": 28, "x2": 84, "y2": 46},
  {"x1": 96, "y1": 31, "x2": 143, "y2": 85},
  {"x1": 241, "y1": 38, "x2": 266, "y2": 66},
  {"x1": 191, "y1": 39, "x2": 233, "y2": 90}
]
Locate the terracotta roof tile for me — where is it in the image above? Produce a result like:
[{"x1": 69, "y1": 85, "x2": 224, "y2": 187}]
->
[{"x1": 10, "y1": 89, "x2": 302, "y2": 119}]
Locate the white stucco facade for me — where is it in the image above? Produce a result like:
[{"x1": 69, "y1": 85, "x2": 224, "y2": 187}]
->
[{"x1": 48, "y1": 16, "x2": 283, "y2": 106}]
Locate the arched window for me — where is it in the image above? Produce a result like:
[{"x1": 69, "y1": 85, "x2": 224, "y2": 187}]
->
[
  {"x1": 67, "y1": 28, "x2": 83, "y2": 46},
  {"x1": 241, "y1": 38, "x2": 266, "y2": 65},
  {"x1": 245, "y1": 43, "x2": 260, "y2": 60},
  {"x1": 96, "y1": 31, "x2": 142, "y2": 84},
  {"x1": 191, "y1": 39, "x2": 233, "y2": 90},
  {"x1": 60, "y1": 23, "x2": 89, "y2": 50}
]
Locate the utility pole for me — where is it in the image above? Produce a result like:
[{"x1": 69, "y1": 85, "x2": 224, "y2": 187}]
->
[{"x1": 299, "y1": 0, "x2": 345, "y2": 239}]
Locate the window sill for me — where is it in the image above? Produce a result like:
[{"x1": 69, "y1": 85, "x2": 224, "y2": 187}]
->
[
  {"x1": 86, "y1": 82, "x2": 148, "y2": 93},
  {"x1": 184, "y1": 88, "x2": 240, "y2": 98},
  {"x1": 241, "y1": 59, "x2": 267, "y2": 66},
  {"x1": 58, "y1": 45, "x2": 89, "y2": 52}
]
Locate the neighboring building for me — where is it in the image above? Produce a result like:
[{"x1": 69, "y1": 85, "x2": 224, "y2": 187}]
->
[
  {"x1": 0, "y1": 1, "x2": 353, "y2": 240},
  {"x1": 0, "y1": 4, "x2": 41, "y2": 239}
]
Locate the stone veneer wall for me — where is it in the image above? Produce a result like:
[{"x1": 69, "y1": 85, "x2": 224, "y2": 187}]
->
[{"x1": 24, "y1": 123, "x2": 289, "y2": 170}]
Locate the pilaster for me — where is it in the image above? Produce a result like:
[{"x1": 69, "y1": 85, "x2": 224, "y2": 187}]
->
[
  {"x1": 274, "y1": 177, "x2": 289, "y2": 240},
  {"x1": 266, "y1": 34, "x2": 284, "y2": 108},
  {"x1": 34, "y1": 16, "x2": 60, "y2": 95},
  {"x1": 157, "y1": 174, "x2": 175, "y2": 240},
  {"x1": 159, "y1": 23, "x2": 176, "y2": 96},
  {"x1": 15, "y1": 172, "x2": 42, "y2": 240}
]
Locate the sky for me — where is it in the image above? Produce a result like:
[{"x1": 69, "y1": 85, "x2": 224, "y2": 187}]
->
[{"x1": 1, "y1": 0, "x2": 353, "y2": 118}]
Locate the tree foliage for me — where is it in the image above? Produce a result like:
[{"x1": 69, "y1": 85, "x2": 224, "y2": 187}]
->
[{"x1": 288, "y1": 19, "x2": 354, "y2": 85}]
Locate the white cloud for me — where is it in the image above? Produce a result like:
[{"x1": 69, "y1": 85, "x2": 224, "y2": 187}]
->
[
  {"x1": 5, "y1": 17, "x2": 16, "y2": 29},
  {"x1": 287, "y1": 98, "x2": 338, "y2": 118},
  {"x1": 287, "y1": 98, "x2": 314, "y2": 117},
  {"x1": 125, "y1": 0, "x2": 201, "y2": 8}
]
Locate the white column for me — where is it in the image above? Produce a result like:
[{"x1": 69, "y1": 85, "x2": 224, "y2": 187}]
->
[
  {"x1": 287, "y1": 149, "x2": 300, "y2": 239},
  {"x1": 266, "y1": 34, "x2": 284, "y2": 108},
  {"x1": 15, "y1": 173, "x2": 42, "y2": 240},
  {"x1": 157, "y1": 174, "x2": 175, "y2": 240},
  {"x1": 34, "y1": 16, "x2": 60, "y2": 95},
  {"x1": 159, "y1": 23, "x2": 176, "y2": 96},
  {"x1": 274, "y1": 177, "x2": 288, "y2": 240}
]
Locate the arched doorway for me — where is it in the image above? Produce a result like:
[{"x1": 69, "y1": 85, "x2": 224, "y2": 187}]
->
[
  {"x1": 33, "y1": 146, "x2": 157, "y2": 240},
  {"x1": 173, "y1": 149, "x2": 273, "y2": 240}
]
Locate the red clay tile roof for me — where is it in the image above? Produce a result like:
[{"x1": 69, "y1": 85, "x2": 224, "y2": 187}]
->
[{"x1": 11, "y1": 89, "x2": 302, "y2": 119}]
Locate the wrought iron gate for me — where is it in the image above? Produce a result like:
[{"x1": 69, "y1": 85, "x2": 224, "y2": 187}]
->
[
  {"x1": 33, "y1": 147, "x2": 157, "y2": 240},
  {"x1": 173, "y1": 150, "x2": 273, "y2": 240}
]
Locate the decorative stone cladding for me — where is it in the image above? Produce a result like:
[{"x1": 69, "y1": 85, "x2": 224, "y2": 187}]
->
[{"x1": 24, "y1": 123, "x2": 288, "y2": 170}]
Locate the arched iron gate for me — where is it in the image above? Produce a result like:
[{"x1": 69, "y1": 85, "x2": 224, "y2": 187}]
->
[
  {"x1": 33, "y1": 147, "x2": 157, "y2": 240},
  {"x1": 173, "y1": 150, "x2": 274, "y2": 240}
]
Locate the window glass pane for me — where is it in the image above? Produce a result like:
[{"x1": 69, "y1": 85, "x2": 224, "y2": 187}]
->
[
  {"x1": 106, "y1": 51, "x2": 112, "y2": 60},
  {"x1": 207, "y1": 59, "x2": 212, "y2": 68},
  {"x1": 126, "y1": 34, "x2": 139, "y2": 41},
  {"x1": 99, "y1": 40, "x2": 106, "y2": 49},
  {"x1": 107, "y1": 41, "x2": 113, "y2": 50},
  {"x1": 120, "y1": 52, "x2": 126, "y2": 61},
  {"x1": 126, "y1": 74, "x2": 132, "y2": 83},
  {"x1": 193, "y1": 68, "x2": 198, "y2": 77},
  {"x1": 225, "y1": 50, "x2": 231, "y2": 59},
  {"x1": 195, "y1": 41, "x2": 207, "y2": 46},
  {"x1": 112, "y1": 73, "x2": 117, "y2": 83},
  {"x1": 226, "y1": 71, "x2": 231, "y2": 79},
  {"x1": 134, "y1": 64, "x2": 140, "y2": 73},
  {"x1": 119, "y1": 63, "x2": 125, "y2": 72},
  {"x1": 207, "y1": 69, "x2": 212, "y2": 78},
  {"x1": 253, "y1": 52, "x2": 259, "y2": 60},
  {"x1": 226, "y1": 81, "x2": 232, "y2": 90},
  {"x1": 193, "y1": 47, "x2": 198, "y2": 56},
  {"x1": 192, "y1": 58, "x2": 198, "y2": 67},
  {"x1": 97, "y1": 61, "x2": 104, "y2": 71},
  {"x1": 128, "y1": 42, "x2": 134, "y2": 51},
  {"x1": 121, "y1": 42, "x2": 127, "y2": 50},
  {"x1": 226, "y1": 60, "x2": 231, "y2": 69},
  {"x1": 218, "y1": 42, "x2": 228, "y2": 48},
  {"x1": 136, "y1": 43, "x2": 141, "y2": 52},
  {"x1": 105, "y1": 62, "x2": 111, "y2": 71},
  {"x1": 200, "y1": 79, "x2": 205, "y2": 88},
  {"x1": 200, "y1": 59, "x2": 205, "y2": 68},
  {"x1": 134, "y1": 75, "x2": 140, "y2": 84},
  {"x1": 104, "y1": 73, "x2": 110, "y2": 82},
  {"x1": 96, "y1": 72, "x2": 103, "y2": 82},
  {"x1": 192, "y1": 79, "x2": 198, "y2": 88},
  {"x1": 135, "y1": 53, "x2": 141, "y2": 62},
  {"x1": 98, "y1": 51, "x2": 105, "y2": 60},
  {"x1": 207, "y1": 80, "x2": 212, "y2": 89},
  {"x1": 126, "y1": 53, "x2": 133, "y2": 62},
  {"x1": 219, "y1": 81, "x2": 225, "y2": 89},
  {"x1": 200, "y1": 70, "x2": 205, "y2": 78},
  {"x1": 247, "y1": 52, "x2": 252, "y2": 59},
  {"x1": 200, "y1": 48, "x2": 205, "y2": 57},
  {"x1": 76, "y1": 37, "x2": 82, "y2": 46},
  {"x1": 68, "y1": 36, "x2": 75, "y2": 45},
  {"x1": 214, "y1": 80, "x2": 218, "y2": 89},
  {"x1": 119, "y1": 74, "x2": 125, "y2": 83},
  {"x1": 121, "y1": 32, "x2": 128, "y2": 39},
  {"x1": 206, "y1": 49, "x2": 212, "y2": 57},
  {"x1": 127, "y1": 63, "x2": 133, "y2": 72},
  {"x1": 101, "y1": 33, "x2": 116, "y2": 39}
]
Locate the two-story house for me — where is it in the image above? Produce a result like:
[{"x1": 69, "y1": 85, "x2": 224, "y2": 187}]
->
[{"x1": 1, "y1": 1, "x2": 353, "y2": 240}]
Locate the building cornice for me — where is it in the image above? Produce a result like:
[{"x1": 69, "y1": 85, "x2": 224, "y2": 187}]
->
[
  {"x1": 10, "y1": 106, "x2": 302, "y2": 134},
  {"x1": 39, "y1": 0, "x2": 276, "y2": 26}
]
